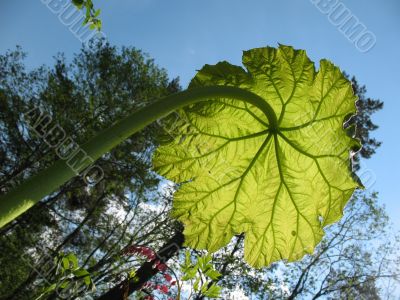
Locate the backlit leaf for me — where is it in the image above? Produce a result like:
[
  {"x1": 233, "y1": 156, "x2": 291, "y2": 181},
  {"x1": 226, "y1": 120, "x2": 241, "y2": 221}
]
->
[{"x1": 153, "y1": 45, "x2": 361, "y2": 267}]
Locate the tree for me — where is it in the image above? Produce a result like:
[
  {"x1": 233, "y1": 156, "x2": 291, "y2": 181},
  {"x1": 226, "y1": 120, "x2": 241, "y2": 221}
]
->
[
  {"x1": 0, "y1": 41, "x2": 180, "y2": 299},
  {"x1": 346, "y1": 73, "x2": 383, "y2": 171}
]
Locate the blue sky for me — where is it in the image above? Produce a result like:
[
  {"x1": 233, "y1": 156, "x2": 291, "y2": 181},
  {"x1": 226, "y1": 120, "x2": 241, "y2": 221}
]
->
[{"x1": 1, "y1": 0, "x2": 399, "y2": 228}]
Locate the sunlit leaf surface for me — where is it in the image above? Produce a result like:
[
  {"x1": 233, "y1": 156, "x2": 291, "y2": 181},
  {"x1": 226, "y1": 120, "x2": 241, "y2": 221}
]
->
[{"x1": 153, "y1": 45, "x2": 361, "y2": 267}]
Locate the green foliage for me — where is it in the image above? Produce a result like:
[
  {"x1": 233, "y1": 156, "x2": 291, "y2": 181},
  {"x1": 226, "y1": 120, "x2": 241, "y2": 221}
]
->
[
  {"x1": 345, "y1": 74, "x2": 383, "y2": 170},
  {"x1": 153, "y1": 45, "x2": 361, "y2": 267},
  {"x1": 180, "y1": 250, "x2": 222, "y2": 299},
  {"x1": 0, "y1": 43, "x2": 392, "y2": 299},
  {"x1": 0, "y1": 42, "x2": 180, "y2": 299},
  {"x1": 71, "y1": 0, "x2": 102, "y2": 30},
  {"x1": 1, "y1": 45, "x2": 360, "y2": 270},
  {"x1": 35, "y1": 252, "x2": 95, "y2": 300}
]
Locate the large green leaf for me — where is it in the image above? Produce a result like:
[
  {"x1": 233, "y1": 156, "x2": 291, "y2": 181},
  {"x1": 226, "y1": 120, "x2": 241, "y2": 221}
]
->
[{"x1": 153, "y1": 45, "x2": 361, "y2": 267}]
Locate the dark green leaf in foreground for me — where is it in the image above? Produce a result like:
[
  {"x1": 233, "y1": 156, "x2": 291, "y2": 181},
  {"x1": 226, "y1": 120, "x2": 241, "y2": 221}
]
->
[{"x1": 154, "y1": 45, "x2": 361, "y2": 267}]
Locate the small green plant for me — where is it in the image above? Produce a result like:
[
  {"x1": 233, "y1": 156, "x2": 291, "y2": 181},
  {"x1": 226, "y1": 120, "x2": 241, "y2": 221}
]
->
[
  {"x1": 0, "y1": 45, "x2": 361, "y2": 269},
  {"x1": 35, "y1": 252, "x2": 95, "y2": 299},
  {"x1": 179, "y1": 250, "x2": 222, "y2": 299}
]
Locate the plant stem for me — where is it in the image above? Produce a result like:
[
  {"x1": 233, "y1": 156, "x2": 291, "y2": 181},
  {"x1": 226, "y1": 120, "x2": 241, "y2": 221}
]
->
[{"x1": 0, "y1": 86, "x2": 277, "y2": 228}]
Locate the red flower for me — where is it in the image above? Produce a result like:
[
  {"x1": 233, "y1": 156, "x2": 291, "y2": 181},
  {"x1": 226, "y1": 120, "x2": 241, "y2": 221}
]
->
[
  {"x1": 124, "y1": 245, "x2": 157, "y2": 262},
  {"x1": 158, "y1": 284, "x2": 169, "y2": 294},
  {"x1": 163, "y1": 273, "x2": 172, "y2": 282},
  {"x1": 141, "y1": 247, "x2": 156, "y2": 260},
  {"x1": 170, "y1": 281, "x2": 176, "y2": 286},
  {"x1": 155, "y1": 262, "x2": 167, "y2": 272}
]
